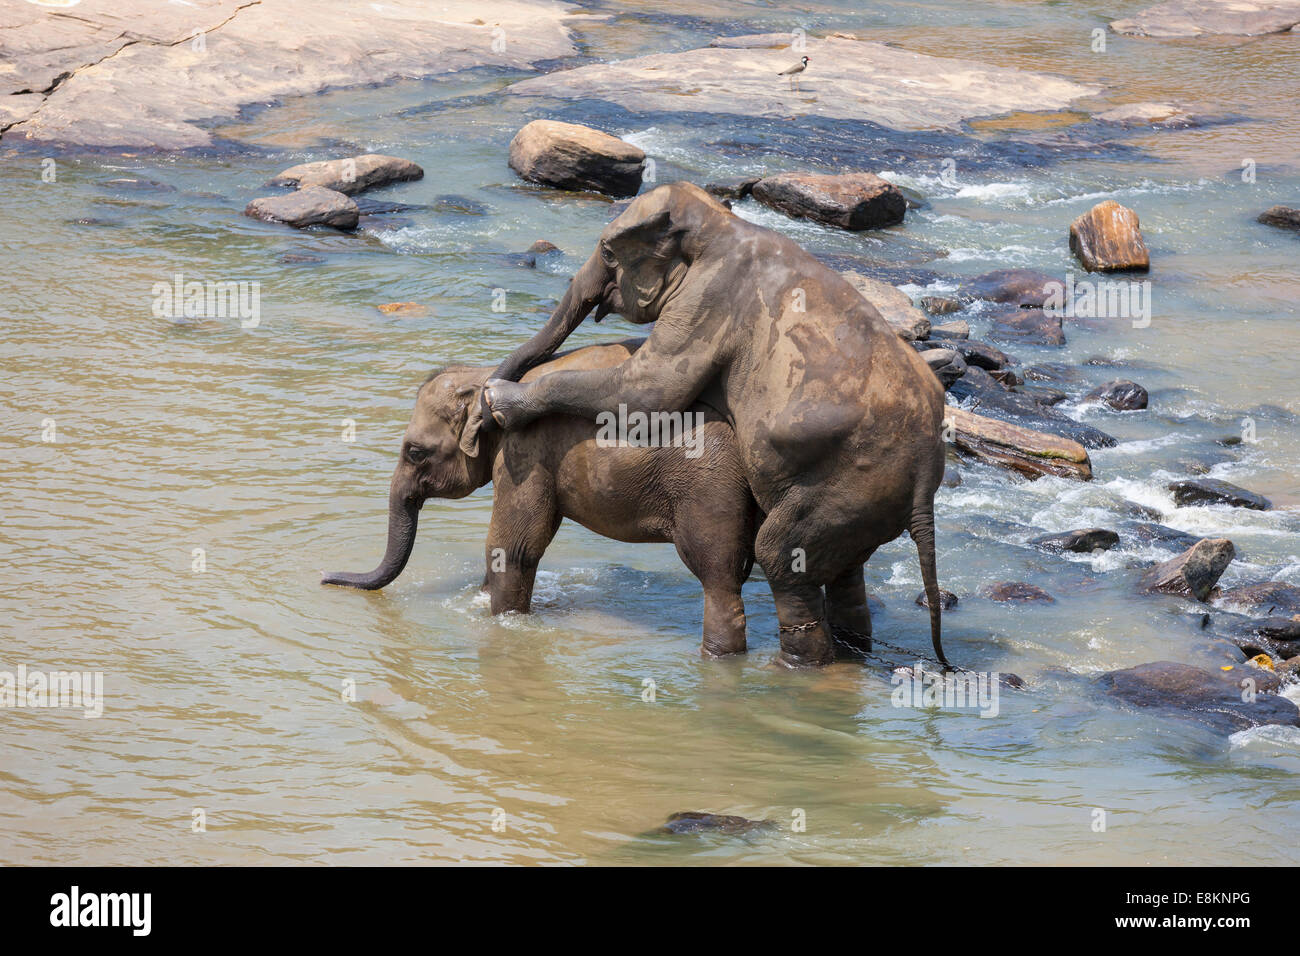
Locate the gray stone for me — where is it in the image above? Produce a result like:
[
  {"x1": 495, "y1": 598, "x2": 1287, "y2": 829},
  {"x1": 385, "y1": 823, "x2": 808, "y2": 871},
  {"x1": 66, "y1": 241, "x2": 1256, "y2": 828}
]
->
[
  {"x1": 756, "y1": 173, "x2": 906, "y2": 231},
  {"x1": 268, "y1": 154, "x2": 423, "y2": 196},
  {"x1": 1139, "y1": 538, "x2": 1235, "y2": 602},
  {"x1": 244, "y1": 185, "x2": 358, "y2": 229},
  {"x1": 1169, "y1": 479, "x2": 1272, "y2": 511},
  {"x1": 508, "y1": 120, "x2": 646, "y2": 198},
  {"x1": 1097, "y1": 660, "x2": 1298, "y2": 735}
]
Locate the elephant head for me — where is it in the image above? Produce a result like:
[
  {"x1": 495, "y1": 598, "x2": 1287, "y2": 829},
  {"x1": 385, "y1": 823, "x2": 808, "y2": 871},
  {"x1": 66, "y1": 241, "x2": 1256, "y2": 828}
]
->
[
  {"x1": 322, "y1": 367, "x2": 493, "y2": 590},
  {"x1": 459, "y1": 182, "x2": 733, "y2": 456}
]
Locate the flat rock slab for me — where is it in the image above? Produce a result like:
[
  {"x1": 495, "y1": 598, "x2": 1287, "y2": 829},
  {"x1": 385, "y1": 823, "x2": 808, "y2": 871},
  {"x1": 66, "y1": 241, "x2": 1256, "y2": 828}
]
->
[
  {"x1": 948, "y1": 366, "x2": 1118, "y2": 450},
  {"x1": 987, "y1": 308, "x2": 1066, "y2": 346},
  {"x1": 754, "y1": 173, "x2": 905, "y2": 231},
  {"x1": 945, "y1": 406, "x2": 1093, "y2": 480},
  {"x1": 1170, "y1": 478, "x2": 1273, "y2": 510},
  {"x1": 1031, "y1": 528, "x2": 1120, "y2": 553},
  {"x1": 245, "y1": 185, "x2": 358, "y2": 230},
  {"x1": 1111, "y1": 0, "x2": 1300, "y2": 37},
  {"x1": 508, "y1": 120, "x2": 646, "y2": 198},
  {"x1": 1258, "y1": 205, "x2": 1300, "y2": 230},
  {"x1": 1139, "y1": 537, "x2": 1235, "y2": 602},
  {"x1": 1097, "y1": 661, "x2": 1297, "y2": 735},
  {"x1": 268, "y1": 155, "x2": 423, "y2": 196},
  {"x1": 3, "y1": 0, "x2": 578, "y2": 148},
  {"x1": 507, "y1": 33, "x2": 1098, "y2": 130},
  {"x1": 840, "y1": 272, "x2": 930, "y2": 339},
  {"x1": 1070, "y1": 201, "x2": 1151, "y2": 273},
  {"x1": 1218, "y1": 582, "x2": 1300, "y2": 616},
  {"x1": 661, "y1": 812, "x2": 777, "y2": 835},
  {"x1": 986, "y1": 582, "x2": 1056, "y2": 603}
]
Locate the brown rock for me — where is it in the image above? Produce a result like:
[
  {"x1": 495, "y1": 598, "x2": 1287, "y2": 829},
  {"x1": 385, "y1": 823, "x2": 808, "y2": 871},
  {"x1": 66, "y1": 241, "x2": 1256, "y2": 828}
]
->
[
  {"x1": 244, "y1": 185, "x2": 358, "y2": 230},
  {"x1": 752, "y1": 172, "x2": 905, "y2": 231},
  {"x1": 1218, "y1": 582, "x2": 1300, "y2": 616},
  {"x1": 1258, "y1": 205, "x2": 1300, "y2": 231},
  {"x1": 507, "y1": 120, "x2": 646, "y2": 198},
  {"x1": 988, "y1": 308, "x2": 1066, "y2": 346},
  {"x1": 944, "y1": 406, "x2": 1093, "y2": 481},
  {"x1": 916, "y1": 588, "x2": 959, "y2": 610},
  {"x1": 1069, "y1": 201, "x2": 1150, "y2": 273},
  {"x1": 986, "y1": 582, "x2": 1055, "y2": 603},
  {"x1": 269, "y1": 155, "x2": 423, "y2": 196},
  {"x1": 839, "y1": 273, "x2": 930, "y2": 339},
  {"x1": 1084, "y1": 379, "x2": 1148, "y2": 410},
  {"x1": 376, "y1": 302, "x2": 428, "y2": 316},
  {"x1": 1110, "y1": 1, "x2": 1300, "y2": 38},
  {"x1": 1098, "y1": 661, "x2": 1297, "y2": 734},
  {"x1": 1139, "y1": 538, "x2": 1235, "y2": 602}
]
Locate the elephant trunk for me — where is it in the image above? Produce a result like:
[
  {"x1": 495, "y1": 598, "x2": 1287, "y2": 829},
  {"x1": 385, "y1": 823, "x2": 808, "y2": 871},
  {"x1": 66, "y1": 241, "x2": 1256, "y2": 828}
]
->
[{"x1": 321, "y1": 488, "x2": 420, "y2": 590}]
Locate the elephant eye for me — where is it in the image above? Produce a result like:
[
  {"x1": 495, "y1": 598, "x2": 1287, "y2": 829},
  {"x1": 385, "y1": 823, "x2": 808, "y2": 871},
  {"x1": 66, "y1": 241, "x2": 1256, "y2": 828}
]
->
[{"x1": 406, "y1": 444, "x2": 428, "y2": 463}]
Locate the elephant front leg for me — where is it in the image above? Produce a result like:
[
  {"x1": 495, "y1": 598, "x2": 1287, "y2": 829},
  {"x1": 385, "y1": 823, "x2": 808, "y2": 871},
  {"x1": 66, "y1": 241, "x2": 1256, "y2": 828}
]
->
[
  {"x1": 484, "y1": 489, "x2": 560, "y2": 615},
  {"x1": 826, "y1": 564, "x2": 872, "y2": 653},
  {"x1": 701, "y1": 583, "x2": 747, "y2": 658}
]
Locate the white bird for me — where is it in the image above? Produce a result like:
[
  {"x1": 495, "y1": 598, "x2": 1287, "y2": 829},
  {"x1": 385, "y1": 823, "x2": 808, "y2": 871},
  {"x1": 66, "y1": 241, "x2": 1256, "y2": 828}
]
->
[{"x1": 778, "y1": 55, "x2": 810, "y2": 91}]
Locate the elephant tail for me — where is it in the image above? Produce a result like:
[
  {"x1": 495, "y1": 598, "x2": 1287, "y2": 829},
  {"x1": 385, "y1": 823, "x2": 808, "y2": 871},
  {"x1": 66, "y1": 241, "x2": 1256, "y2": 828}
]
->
[{"x1": 910, "y1": 494, "x2": 950, "y2": 670}]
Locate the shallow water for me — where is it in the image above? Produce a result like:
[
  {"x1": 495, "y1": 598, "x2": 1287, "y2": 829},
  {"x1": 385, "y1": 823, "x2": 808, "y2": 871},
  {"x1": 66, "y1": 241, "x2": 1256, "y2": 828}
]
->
[{"x1": 2, "y1": 0, "x2": 1299, "y2": 865}]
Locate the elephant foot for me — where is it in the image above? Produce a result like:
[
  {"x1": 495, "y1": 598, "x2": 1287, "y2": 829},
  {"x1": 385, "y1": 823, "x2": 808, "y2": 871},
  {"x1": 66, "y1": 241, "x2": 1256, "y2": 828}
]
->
[
  {"x1": 772, "y1": 648, "x2": 835, "y2": 669},
  {"x1": 482, "y1": 379, "x2": 536, "y2": 429},
  {"x1": 701, "y1": 642, "x2": 747, "y2": 659}
]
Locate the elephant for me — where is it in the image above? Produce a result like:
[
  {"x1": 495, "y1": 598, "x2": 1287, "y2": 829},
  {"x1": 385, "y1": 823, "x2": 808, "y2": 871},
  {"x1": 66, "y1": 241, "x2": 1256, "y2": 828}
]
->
[
  {"x1": 464, "y1": 181, "x2": 950, "y2": 668},
  {"x1": 321, "y1": 339, "x2": 759, "y2": 658}
]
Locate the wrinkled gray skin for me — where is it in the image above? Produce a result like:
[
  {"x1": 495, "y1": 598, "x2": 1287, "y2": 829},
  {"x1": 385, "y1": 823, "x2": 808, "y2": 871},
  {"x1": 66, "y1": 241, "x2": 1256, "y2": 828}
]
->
[
  {"x1": 322, "y1": 341, "x2": 759, "y2": 658},
  {"x1": 468, "y1": 182, "x2": 949, "y2": 668}
]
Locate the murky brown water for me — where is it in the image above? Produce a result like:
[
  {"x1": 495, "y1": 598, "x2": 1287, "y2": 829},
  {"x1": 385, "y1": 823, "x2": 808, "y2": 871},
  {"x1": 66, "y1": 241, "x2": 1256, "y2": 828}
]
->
[{"x1": 3, "y1": 0, "x2": 1299, "y2": 864}]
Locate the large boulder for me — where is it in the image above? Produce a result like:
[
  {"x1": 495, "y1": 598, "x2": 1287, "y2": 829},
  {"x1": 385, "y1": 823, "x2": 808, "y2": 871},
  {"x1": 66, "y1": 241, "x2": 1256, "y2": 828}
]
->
[
  {"x1": 839, "y1": 273, "x2": 930, "y2": 339},
  {"x1": 1069, "y1": 200, "x2": 1150, "y2": 272},
  {"x1": 1139, "y1": 538, "x2": 1235, "y2": 602},
  {"x1": 1169, "y1": 478, "x2": 1272, "y2": 511},
  {"x1": 1258, "y1": 205, "x2": 1300, "y2": 231},
  {"x1": 1110, "y1": 0, "x2": 1300, "y2": 37},
  {"x1": 244, "y1": 185, "x2": 358, "y2": 230},
  {"x1": 1097, "y1": 661, "x2": 1298, "y2": 735},
  {"x1": 268, "y1": 154, "x2": 423, "y2": 196},
  {"x1": 507, "y1": 120, "x2": 646, "y2": 198},
  {"x1": 944, "y1": 406, "x2": 1093, "y2": 481},
  {"x1": 752, "y1": 172, "x2": 906, "y2": 231}
]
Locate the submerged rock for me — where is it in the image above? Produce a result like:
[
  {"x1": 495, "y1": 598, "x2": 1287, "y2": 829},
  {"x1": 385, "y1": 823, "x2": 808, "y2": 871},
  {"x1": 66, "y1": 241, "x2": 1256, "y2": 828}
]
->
[
  {"x1": 959, "y1": 269, "x2": 1058, "y2": 308},
  {"x1": 1217, "y1": 582, "x2": 1300, "y2": 616},
  {"x1": 1139, "y1": 538, "x2": 1235, "y2": 602},
  {"x1": 1095, "y1": 102, "x2": 1193, "y2": 126},
  {"x1": 1129, "y1": 522, "x2": 1205, "y2": 552},
  {"x1": 840, "y1": 273, "x2": 929, "y2": 338},
  {"x1": 986, "y1": 582, "x2": 1055, "y2": 603},
  {"x1": 948, "y1": 367, "x2": 1118, "y2": 449},
  {"x1": 945, "y1": 406, "x2": 1093, "y2": 481},
  {"x1": 661, "y1": 812, "x2": 778, "y2": 835},
  {"x1": 244, "y1": 185, "x2": 358, "y2": 230},
  {"x1": 754, "y1": 173, "x2": 906, "y2": 231},
  {"x1": 1097, "y1": 660, "x2": 1298, "y2": 734},
  {"x1": 1258, "y1": 205, "x2": 1300, "y2": 231},
  {"x1": 916, "y1": 588, "x2": 959, "y2": 610},
  {"x1": 921, "y1": 295, "x2": 964, "y2": 316},
  {"x1": 508, "y1": 120, "x2": 646, "y2": 198},
  {"x1": 1110, "y1": 1, "x2": 1300, "y2": 38},
  {"x1": 1169, "y1": 478, "x2": 1272, "y2": 511},
  {"x1": 1069, "y1": 200, "x2": 1150, "y2": 273},
  {"x1": 988, "y1": 308, "x2": 1066, "y2": 346},
  {"x1": 268, "y1": 154, "x2": 423, "y2": 196},
  {"x1": 1084, "y1": 379, "x2": 1149, "y2": 410},
  {"x1": 1030, "y1": 528, "x2": 1120, "y2": 554}
]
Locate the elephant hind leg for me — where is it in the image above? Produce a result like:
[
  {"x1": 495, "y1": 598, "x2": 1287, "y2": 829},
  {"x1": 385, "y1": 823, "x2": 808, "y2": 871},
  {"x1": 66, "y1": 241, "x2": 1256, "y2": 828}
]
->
[
  {"x1": 825, "y1": 563, "x2": 872, "y2": 652},
  {"x1": 754, "y1": 518, "x2": 834, "y2": 667}
]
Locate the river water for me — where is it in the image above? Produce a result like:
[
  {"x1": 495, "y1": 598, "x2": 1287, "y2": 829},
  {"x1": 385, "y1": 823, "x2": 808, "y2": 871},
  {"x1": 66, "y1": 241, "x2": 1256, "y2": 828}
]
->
[{"x1": 2, "y1": 0, "x2": 1299, "y2": 864}]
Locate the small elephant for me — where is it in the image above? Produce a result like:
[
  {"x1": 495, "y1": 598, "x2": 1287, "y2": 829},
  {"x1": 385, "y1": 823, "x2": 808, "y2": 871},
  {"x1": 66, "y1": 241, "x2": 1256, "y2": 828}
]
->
[
  {"x1": 322, "y1": 339, "x2": 759, "y2": 658},
  {"x1": 465, "y1": 182, "x2": 950, "y2": 668}
]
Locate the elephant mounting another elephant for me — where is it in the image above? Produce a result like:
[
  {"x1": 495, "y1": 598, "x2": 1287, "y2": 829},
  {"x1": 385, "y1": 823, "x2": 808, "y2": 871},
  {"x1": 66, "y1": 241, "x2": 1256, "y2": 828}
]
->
[{"x1": 326, "y1": 182, "x2": 949, "y2": 669}]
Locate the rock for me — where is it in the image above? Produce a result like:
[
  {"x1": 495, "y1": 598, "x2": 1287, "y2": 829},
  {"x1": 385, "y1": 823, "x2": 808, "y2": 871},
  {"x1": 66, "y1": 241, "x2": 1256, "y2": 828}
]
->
[
  {"x1": 1258, "y1": 205, "x2": 1300, "y2": 231},
  {"x1": 1084, "y1": 379, "x2": 1149, "y2": 410},
  {"x1": 1110, "y1": 1, "x2": 1300, "y2": 37},
  {"x1": 921, "y1": 348, "x2": 967, "y2": 389},
  {"x1": 509, "y1": 239, "x2": 563, "y2": 268},
  {"x1": 988, "y1": 308, "x2": 1066, "y2": 346},
  {"x1": 507, "y1": 34, "x2": 1098, "y2": 131},
  {"x1": 1169, "y1": 478, "x2": 1272, "y2": 511},
  {"x1": 278, "y1": 252, "x2": 324, "y2": 265},
  {"x1": 1069, "y1": 200, "x2": 1151, "y2": 273},
  {"x1": 943, "y1": 340, "x2": 1011, "y2": 372},
  {"x1": 959, "y1": 269, "x2": 1059, "y2": 308},
  {"x1": 949, "y1": 367, "x2": 1118, "y2": 449},
  {"x1": 99, "y1": 177, "x2": 177, "y2": 192},
  {"x1": 661, "y1": 812, "x2": 777, "y2": 835},
  {"x1": 244, "y1": 185, "x2": 358, "y2": 230},
  {"x1": 916, "y1": 588, "x2": 959, "y2": 610},
  {"x1": 945, "y1": 406, "x2": 1093, "y2": 480},
  {"x1": 268, "y1": 154, "x2": 422, "y2": 196},
  {"x1": 986, "y1": 582, "x2": 1055, "y2": 603},
  {"x1": 1030, "y1": 528, "x2": 1120, "y2": 554},
  {"x1": 988, "y1": 369, "x2": 1023, "y2": 388},
  {"x1": 1139, "y1": 538, "x2": 1235, "y2": 602},
  {"x1": 941, "y1": 468, "x2": 962, "y2": 488},
  {"x1": 754, "y1": 173, "x2": 906, "y2": 231},
  {"x1": 1217, "y1": 582, "x2": 1300, "y2": 616},
  {"x1": 840, "y1": 273, "x2": 929, "y2": 338},
  {"x1": 1020, "y1": 383, "x2": 1068, "y2": 406},
  {"x1": 1023, "y1": 363, "x2": 1085, "y2": 385},
  {"x1": 929, "y1": 319, "x2": 970, "y2": 339},
  {"x1": 376, "y1": 302, "x2": 427, "y2": 316},
  {"x1": 1130, "y1": 522, "x2": 1205, "y2": 551},
  {"x1": 1, "y1": 0, "x2": 578, "y2": 149},
  {"x1": 1097, "y1": 661, "x2": 1298, "y2": 735},
  {"x1": 1095, "y1": 102, "x2": 1192, "y2": 125},
  {"x1": 507, "y1": 120, "x2": 646, "y2": 198},
  {"x1": 921, "y1": 295, "x2": 964, "y2": 316},
  {"x1": 1223, "y1": 618, "x2": 1300, "y2": 662},
  {"x1": 704, "y1": 178, "x2": 760, "y2": 200}
]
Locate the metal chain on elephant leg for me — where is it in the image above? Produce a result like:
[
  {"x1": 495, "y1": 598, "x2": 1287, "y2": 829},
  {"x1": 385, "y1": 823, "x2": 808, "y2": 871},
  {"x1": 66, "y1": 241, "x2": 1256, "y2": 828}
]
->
[{"x1": 830, "y1": 623, "x2": 976, "y2": 676}]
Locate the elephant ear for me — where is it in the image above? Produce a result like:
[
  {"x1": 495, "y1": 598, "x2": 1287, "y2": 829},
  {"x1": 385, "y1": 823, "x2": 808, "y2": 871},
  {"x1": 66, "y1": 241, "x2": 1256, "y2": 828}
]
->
[
  {"x1": 457, "y1": 384, "x2": 486, "y2": 458},
  {"x1": 602, "y1": 208, "x2": 686, "y2": 311}
]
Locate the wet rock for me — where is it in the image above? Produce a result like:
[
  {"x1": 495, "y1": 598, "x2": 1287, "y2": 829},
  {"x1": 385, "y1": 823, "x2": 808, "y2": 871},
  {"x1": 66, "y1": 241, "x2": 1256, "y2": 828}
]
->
[
  {"x1": 278, "y1": 252, "x2": 325, "y2": 265},
  {"x1": 1030, "y1": 528, "x2": 1120, "y2": 554},
  {"x1": 941, "y1": 468, "x2": 962, "y2": 488},
  {"x1": 921, "y1": 295, "x2": 964, "y2": 316},
  {"x1": 1095, "y1": 102, "x2": 1193, "y2": 126},
  {"x1": 1139, "y1": 538, "x2": 1235, "y2": 602},
  {"x1": 510, "y1": 239, "x2": 563, "y2": 269},
  {"x1": 1110, "y1": 1, "x2": 1300, "y2": 38},
  {"x1": 1084, "y1": 379, "x2": 1148, "y2": 410},
  {"x1": 949, "y1": 367, "x2": 1118, "y2": 449},
  {"x1": 1223, "y1": 618, "x2": 1300, "y2": 662},
  {"x1": 508, "y1": 120, "x2": 646, "y2": 198},
  {"x1": 988, "y1": 308, "x2": 1066, "y2": 346},
  {"x1": 431, "y1": 195, "x2": 491, "y2": 216},
  {"x1": 946, "y1": 407, "x2": 1093, "y2": 480},
  {"x1": 959, "y1": 269, "x2": 1058, "y2": 308},
  {"x1": 929, "y1": 319, "x2": 970, "y2": 339},
  {"x1": 1125, "y1": 501, "x2": 1165, "y2": 520},
  {"x1": 244, "y1": 185, "x2": 358, "y2": 230},
  {"x1": 1217, "y1": 582, "x2": 1300, "y2": 616},
  {"x1": 1169, "y1": 478, "x2": 1272, "y2": 511},
  {"x1": 755, "y1": 173, "x2": 906, "y2": 231},
  {"x1": 920, "y1": 348, "x2": 967, "y2": 389},
  {"x1": 943, "y1": 340, "x2": 1011, "y2": 372},
  {"x1": 661, "y1": 812, "x2": 777, "y2": 835},
  {"x1": 1023, "y1": 362, "x2": 1085, "y2": 385},
  {"x1": 989, "y1": 368, "x2": 1023, "y2": 388},
  {"x1": 1097, "y1": 661, "x2": 1298, "y2": 735},
  {"x1": 268, "y1": 154, "x2": 423, "y2": 196},
  {"x1": 1069, "y1": 200, "x2": 1150, "y2": 273},
  {"x1": 986, "y1": 582, "x2": 1055, "y2": 603},
  {"x1": 99, "y1": 177, "x2": 176, "y2": 192},
  {"x1": 840, "y1": 273, "x2": 929, "y2": 338},
  {"x1": 1258, "y1": 205, "x2": 1300, "y2": 231},
  {"x1": 916, "y1": 588, "x2": 959, "y2": 609},
  {"x1": 1130, "y1": 522, "x2": 1205, "y2": 551},
  {"x1": 376, "y1": 302, "x2": 427, "y2": 316},
  {"x1": 704, "y1": 178, "x2": 760, "y2": 200},
  {"x1": 1020, "y1": 383, "x2": 1067, "y2": 406}
]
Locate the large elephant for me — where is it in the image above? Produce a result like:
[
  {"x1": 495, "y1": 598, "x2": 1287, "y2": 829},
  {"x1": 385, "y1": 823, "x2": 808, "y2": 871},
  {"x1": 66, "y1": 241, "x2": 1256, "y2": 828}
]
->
[
  {"x1": 465, "y1": 182, "x2": 949, "y2": 668},
  {"x1": 321, "y1": 340, "x2": 759, "y2": 658}
]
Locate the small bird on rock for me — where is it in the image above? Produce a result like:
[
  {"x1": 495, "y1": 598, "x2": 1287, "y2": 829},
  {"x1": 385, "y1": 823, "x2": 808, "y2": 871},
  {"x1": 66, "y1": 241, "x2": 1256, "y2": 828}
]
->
[{"x1": 778, "y1": 55, "x2": 810, "y2": 91}]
